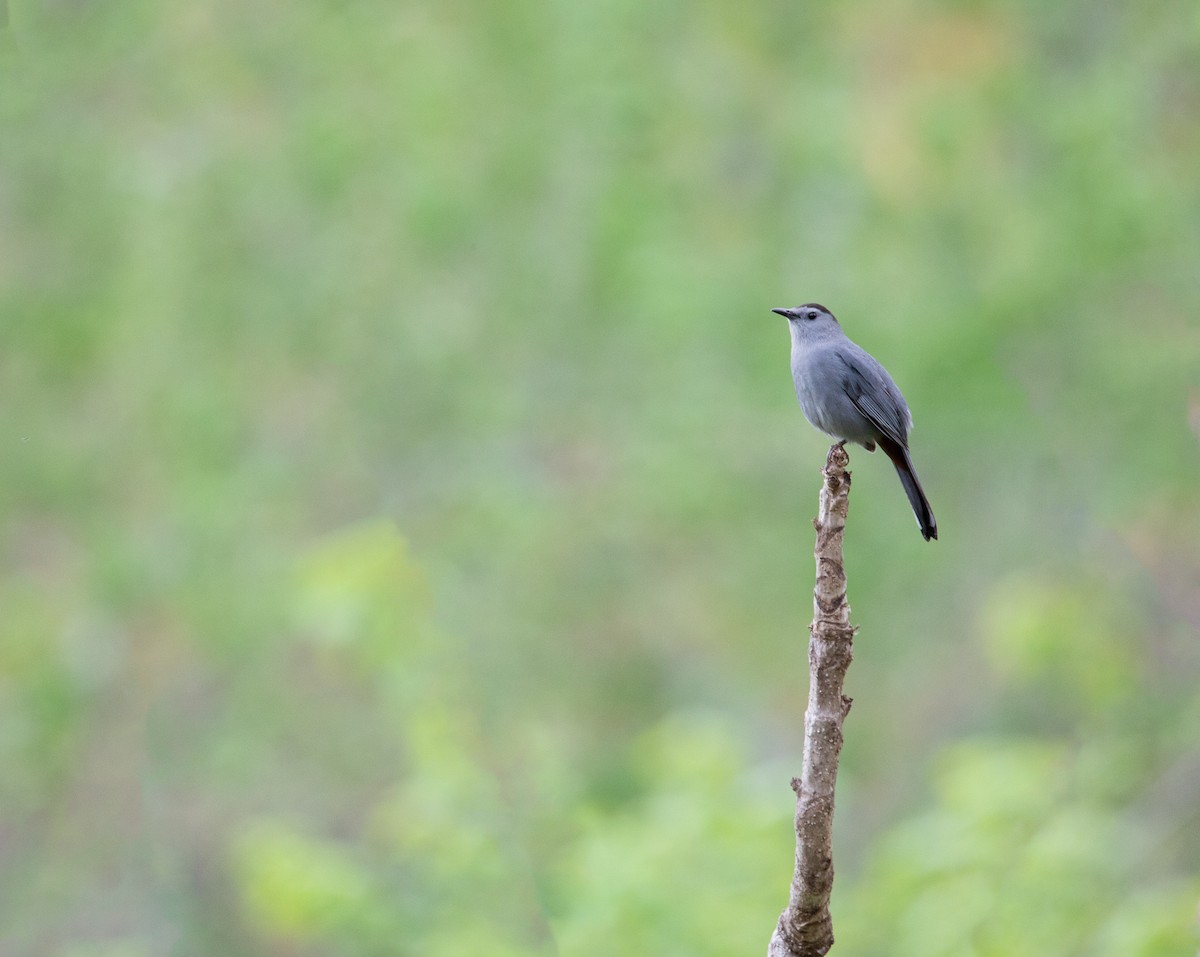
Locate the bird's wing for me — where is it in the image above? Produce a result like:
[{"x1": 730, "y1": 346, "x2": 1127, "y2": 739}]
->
[{"x1": 837, "y1": 350, "x2": 910, "y2": 447}]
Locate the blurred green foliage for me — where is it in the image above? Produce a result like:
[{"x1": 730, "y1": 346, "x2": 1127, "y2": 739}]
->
[{"x1": 2, "y1": 0, "x2": 1199, "y2": 953}]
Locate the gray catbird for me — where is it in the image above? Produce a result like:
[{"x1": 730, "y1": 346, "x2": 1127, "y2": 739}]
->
[{"x1": 773, "y1": 303, "x2": 937, "y2": 541}]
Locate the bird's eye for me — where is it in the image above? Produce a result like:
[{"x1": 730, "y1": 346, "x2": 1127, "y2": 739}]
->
[{"x1": 806, "y1": 310, "x2": 819, "y2": 320}]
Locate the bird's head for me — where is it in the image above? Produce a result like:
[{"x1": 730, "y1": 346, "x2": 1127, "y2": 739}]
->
[{"x1": 772, "y1": 303, "x2": 842, "y2": 343}]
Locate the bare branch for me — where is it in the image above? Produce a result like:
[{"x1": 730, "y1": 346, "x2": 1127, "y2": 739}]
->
[{"x1": 768, "y1": 443, "x2": 855, "y2": 957}]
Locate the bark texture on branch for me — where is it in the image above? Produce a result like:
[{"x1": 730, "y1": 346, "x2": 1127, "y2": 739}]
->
[{"x1": 768, "y1": 444, "x2": 855, "y2": 957}]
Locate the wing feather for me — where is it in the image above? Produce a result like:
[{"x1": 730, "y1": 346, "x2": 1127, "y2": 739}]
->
[{"x1": 837, "y1": 351, "x2": 910, "y2": 447}]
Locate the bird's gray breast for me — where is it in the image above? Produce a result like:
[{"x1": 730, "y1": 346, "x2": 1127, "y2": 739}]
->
[{"x1": 791, "y1": 344, "x2": 875, "y2": 443}]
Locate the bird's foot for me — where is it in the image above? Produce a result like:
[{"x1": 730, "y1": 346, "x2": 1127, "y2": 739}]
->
[{"x1": 826, "y1": 441, "x2": 851, "y2": 472}]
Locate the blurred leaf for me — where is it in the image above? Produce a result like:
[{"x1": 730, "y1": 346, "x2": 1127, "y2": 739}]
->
[
  {"x1": 231, "y1": 819, "x2": 392, "y2": 946},
  {"x1": 979, "y1": 575, "x2": 1140, "y2": 713}
]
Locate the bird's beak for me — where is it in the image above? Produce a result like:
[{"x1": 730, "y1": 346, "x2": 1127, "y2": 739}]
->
[{"x1": 771, "y1": 308, "x2": 792, "y2": 319}]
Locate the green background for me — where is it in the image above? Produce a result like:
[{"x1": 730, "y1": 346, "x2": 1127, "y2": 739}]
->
[{"x1": 2, "y1": 0, "x2": 1198, "y2": 953}]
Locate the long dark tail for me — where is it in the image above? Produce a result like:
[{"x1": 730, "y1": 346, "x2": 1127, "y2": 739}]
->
[{"x1": 878, "y1": 437, "x2": 937, "y2": 541}]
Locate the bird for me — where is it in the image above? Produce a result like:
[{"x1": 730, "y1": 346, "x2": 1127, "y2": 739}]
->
[{"x1": 773, "y1": 303, "x2": 937, "y2": 541}]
